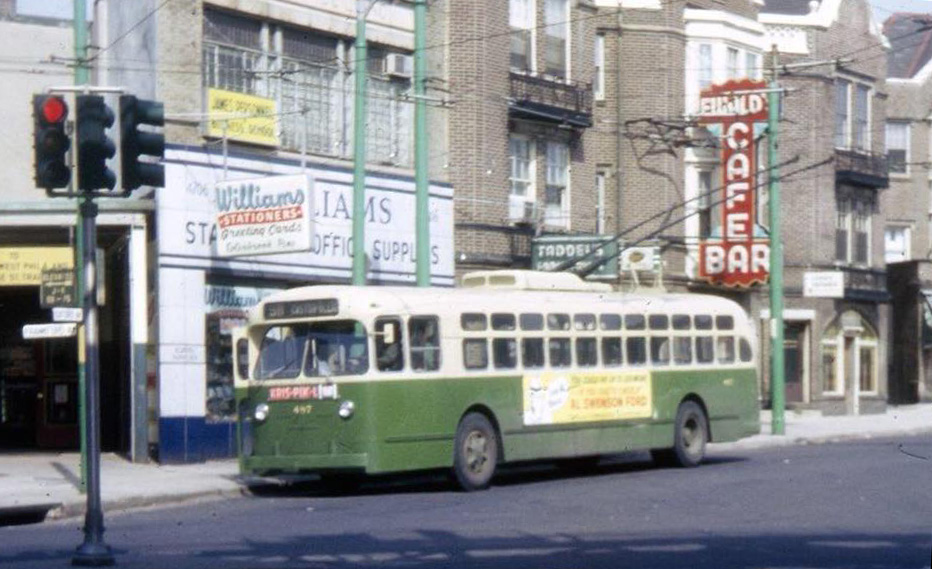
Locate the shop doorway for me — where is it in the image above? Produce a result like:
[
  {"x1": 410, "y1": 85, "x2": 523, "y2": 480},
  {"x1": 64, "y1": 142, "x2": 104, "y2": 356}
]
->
[{"x1": 784, "y1": 323, "x2": 807, "y2": 404}]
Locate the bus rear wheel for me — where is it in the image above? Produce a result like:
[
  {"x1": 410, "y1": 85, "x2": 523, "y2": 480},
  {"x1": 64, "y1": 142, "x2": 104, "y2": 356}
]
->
[
  {"x1": 453, "y1": 412, "x2": 498, "y2": 491},
  {"x1": 652, "y1": 400, "x2": 708, "y2": 468}
]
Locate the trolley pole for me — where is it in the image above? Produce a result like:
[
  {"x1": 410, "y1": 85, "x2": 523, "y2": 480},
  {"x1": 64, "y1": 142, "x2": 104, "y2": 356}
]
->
[
  {"x1": 352, "y1": 1, "x2": 378, "y2": 286},
  {"x1": 414, "y1": 0, "x2": 430, "y2": 287},
  {"x1": 73, "y1": 0, "x2": 89, "y2": 495},
  {"x1": 768, "y1": 45, "x2": 786, "y2": 436}
]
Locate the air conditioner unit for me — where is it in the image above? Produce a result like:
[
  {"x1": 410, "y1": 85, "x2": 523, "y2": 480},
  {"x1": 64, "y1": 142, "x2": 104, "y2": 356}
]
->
[
  {"x1": 383, "y1": 53, "x2": 413, "y2": 78},
  {"x1": 620, "y1": 246, "x2": 659, "y2": 272},
  {"x1": 508, "y1": 195, "x2": 537, "y2": 224}
]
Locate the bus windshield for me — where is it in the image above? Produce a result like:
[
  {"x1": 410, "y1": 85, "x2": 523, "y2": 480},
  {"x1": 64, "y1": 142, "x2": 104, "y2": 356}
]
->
[{"x1": 255, "y1": 320, "x2": 368, "y2": 380}]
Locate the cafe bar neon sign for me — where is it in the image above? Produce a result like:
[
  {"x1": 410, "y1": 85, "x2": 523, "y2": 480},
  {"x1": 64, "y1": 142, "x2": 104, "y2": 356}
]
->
[{"x1": 697, "y1": 79, "x2": 770, "y2": 287}]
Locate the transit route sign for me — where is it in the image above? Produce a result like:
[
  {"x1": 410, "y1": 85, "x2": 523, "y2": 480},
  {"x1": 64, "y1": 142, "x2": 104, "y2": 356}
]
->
[{"x1": 22, "y1": 323, "x2": 78, "y2": 339}]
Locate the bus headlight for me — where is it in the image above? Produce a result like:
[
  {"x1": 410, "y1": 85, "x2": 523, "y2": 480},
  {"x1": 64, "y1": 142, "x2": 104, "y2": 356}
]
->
[
  {"x1": 338, "y1": 400, "x2": 355, "y2": 419},
  {"x1": 254, "y1": 403, "x2": 270, "y2": 422}
]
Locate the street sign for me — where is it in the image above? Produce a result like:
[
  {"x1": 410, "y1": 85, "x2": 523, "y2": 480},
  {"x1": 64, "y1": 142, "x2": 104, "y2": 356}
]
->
[
  {"x1": 803, "y1": 271, "x2": 844, "y2": 298},
  {"x1": 23, "y1": 323, "x2": 77, "y2": 339},
  {"x1": 40, "y1": 267, "x2": 76, "y2": 308},
  {"x1": 52, "y1": 307, "x2": 84, "y2": 322}
]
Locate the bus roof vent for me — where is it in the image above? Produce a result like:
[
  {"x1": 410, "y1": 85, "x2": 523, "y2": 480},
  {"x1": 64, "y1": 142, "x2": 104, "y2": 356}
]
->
[{"x1": 459, "y1": 270, "x2": 612, "y2": 292}]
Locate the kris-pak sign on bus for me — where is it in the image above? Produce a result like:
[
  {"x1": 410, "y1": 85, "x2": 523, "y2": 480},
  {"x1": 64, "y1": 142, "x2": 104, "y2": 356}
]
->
[
  {"x1": 214, "y1": 174, "x2": 314, "y2": 257},
  {"x1": 697, "y1": 79, "x2": 770, "y2": 287}
]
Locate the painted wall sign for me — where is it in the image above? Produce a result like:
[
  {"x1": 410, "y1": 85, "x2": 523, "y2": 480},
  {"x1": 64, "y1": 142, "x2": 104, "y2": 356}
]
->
[
  {"x1": 531, "y1": 235, "x2": 619, "y2": 279},
  {"x1": 0, "y1": 247, "x2": 72, "y2": 286},
  {"x1": 523, "y1": 370, "x2": 652, "y2": 426},
  {"x1": 214, "y1": 174, "x2": 314, "y2": 257},
  {"x1": 206, "y1": 89, "x2": 279, "y2": 147},
  {"x1": 697, "y1": 79, "x2": 771, "y2": 287},
  {"x1": 160, "y1": 148, "x2": 455, "y2": 285}
]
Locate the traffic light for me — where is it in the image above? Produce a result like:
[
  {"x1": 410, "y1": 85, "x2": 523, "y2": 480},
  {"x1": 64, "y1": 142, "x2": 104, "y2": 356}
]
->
[
  {"x1": 33, "y1": 94, "x2": 71, "y2": 190},
  {"x1": 120, "y1": 95, "x2": 165, "y2": 190},
  {"x1": 76, "y1": 95, "x2": 117, "y2": 191}
]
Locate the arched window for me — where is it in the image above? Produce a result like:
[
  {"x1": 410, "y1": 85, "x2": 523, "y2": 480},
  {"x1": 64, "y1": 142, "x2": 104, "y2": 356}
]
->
[{"x1": 820, "y1": 311, "x2": 878, "y2": 396}]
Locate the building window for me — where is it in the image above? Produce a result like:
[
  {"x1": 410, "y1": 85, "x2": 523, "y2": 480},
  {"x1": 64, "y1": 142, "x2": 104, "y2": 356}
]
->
[
  {"x1": 594, "y1": 34, "x2": 605, "y2": 101},
  {"x1": 727, "y1": 47, "x2": 739, "y2": 79},
  {"x1": 886, "y1": 121, "x2": 909, "y2": 174},
  {"x1": 836, "y1": 194, "x2": 872, "y2": 265},
  {"x1": 544, "y1": 0, "x2": 569, "y2": 79},
  {"x1": 854, "y1": 84, "x2": 870, "y2": 150},
  {"x1": 202, "y1": 8, "x2": 412, "y2": 166},
  {"x1": 835, "y1": 80, "x2": 849, "y2": 148},
  {"x1": 510, "y1": 0, "x2": 535, "y2": 72},
  {"x1": 746, "y1": 52, "x2": 760, "y2": 80},
  {"x1": 509, "y1": 136, "x2": 535, "y2": 198},
  {"x1": 544, "y1": 141, "x2": 570, "y2": 227},
  {"x1": 698, "y1": 44, "x2": 713, "y2": 89},
  {"x1": 884, "y1": 225, "x2": 910, "y2": 263},
  {"x1": 822, "y1": 312, "x2": 879, "y2": 396},
  {"x1": 596, "y1": 171, "x2": 607, "y2": 234},
  {"x1": 697, "y1": 169, "x2": 718, "y2": 239}
]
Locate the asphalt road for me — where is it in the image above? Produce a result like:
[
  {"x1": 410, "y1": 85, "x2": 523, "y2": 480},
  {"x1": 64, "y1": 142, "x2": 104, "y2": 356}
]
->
[{"x1": 2, "y1": 435, "x2": 931, "y2": 569}]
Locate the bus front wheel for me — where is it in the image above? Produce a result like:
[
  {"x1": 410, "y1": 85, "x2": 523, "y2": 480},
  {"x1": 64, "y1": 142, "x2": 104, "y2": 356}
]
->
[
  {"x1": 652, "y1": 400, "x2": 708, "y2": 468},
  {"x1": 453, "y1": 412, "x2": 498, "y2": 491}
]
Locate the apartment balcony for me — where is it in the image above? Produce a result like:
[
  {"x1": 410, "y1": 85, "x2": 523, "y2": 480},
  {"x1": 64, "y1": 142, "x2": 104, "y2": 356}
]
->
[
  {"x1": 841, "y1": 266, "x2": 889, "y2": 302},
  {"x1": 508, "y1": 73, "x2": 593, "y2": 128},
  {"x1": 835, "y1": 148, "x2": 889, "y2": 189}
]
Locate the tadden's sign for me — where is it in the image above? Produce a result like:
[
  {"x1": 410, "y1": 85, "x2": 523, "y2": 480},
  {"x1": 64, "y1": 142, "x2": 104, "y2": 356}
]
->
[
  {"x1": 697, "y1": 79, "x2": 771, "y2": 288},
  {"x1": 214, "y1": 175, "x2": 314, "y2": 257}
]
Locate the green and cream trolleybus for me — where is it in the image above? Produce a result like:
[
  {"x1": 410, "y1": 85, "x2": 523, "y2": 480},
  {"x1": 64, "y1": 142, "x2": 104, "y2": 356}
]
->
[{"x1": 234, "y1": 270, "x2": 760, "y2": 490}]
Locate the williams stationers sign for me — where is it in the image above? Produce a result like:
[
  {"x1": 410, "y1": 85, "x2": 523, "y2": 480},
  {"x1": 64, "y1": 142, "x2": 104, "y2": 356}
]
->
[
  {"x1": 214, "y1": 175, "x2": 314, "y2": 257},
  {"x1": 697, "y1": 79, "x2": 770, "y2": 287}
]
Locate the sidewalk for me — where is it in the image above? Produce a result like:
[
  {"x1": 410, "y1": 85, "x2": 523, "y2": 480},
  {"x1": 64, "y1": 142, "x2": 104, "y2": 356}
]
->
[{"x1": 1, "y1": 404, "x2": 930, "y2": 524}]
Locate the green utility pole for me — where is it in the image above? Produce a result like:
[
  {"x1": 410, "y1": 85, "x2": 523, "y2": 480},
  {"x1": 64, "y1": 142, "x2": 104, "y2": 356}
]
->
[
  {"x1": 768, "y1": 46, "x2": 786, "y2": 436},
  {"x1": 414, "y1": 0, "x2": 430, "y2": 287},
  {"x1": 352, "y1": 1, "x2": 376, "y2": 286},
  {"x1": 73, "y1": 0, "x2": 89, "y2": 494}
]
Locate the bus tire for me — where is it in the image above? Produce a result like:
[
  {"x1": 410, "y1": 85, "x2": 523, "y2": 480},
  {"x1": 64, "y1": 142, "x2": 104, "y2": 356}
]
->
[
  {"x1": 663, "y1": 400, "x2": 708, "y2": 468},
  {"x1": 453, "y1": 412, "x2": 498, "y2": 491}
]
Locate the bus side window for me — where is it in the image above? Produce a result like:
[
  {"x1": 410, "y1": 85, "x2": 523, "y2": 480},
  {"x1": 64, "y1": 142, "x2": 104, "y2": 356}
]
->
[
  {"x1": 549, "y1": 338, "x2": 571, "y2": 367},
  {"x1": 625, "y1": 314, "x2": 646, "y2": 330},
  {"x1": 626, "y1": 337, "x2": 647, "y2": 365},
  {"x1": 493, "y1": 338, "x2": 517, "y2": 369},
  {"x1": 650, "y1": 337, "x2": 670, "y2": 365},
  {"x1": 576, "y1": 338, "x2": 598, "y2": 367},
  {"x1": 236, "y1": 338, "x2": 249, "y2": 380},
  {"x1": 696, "y1": 336, "x2": 715, "y2": 363},
  {"x1": 574, "y1": 314, "x2": 596, "y2": 331},
  {"x1": 463, "y1": 339, "x2": 488, "y2": 369},
  {"x1": 739, "y1": 338, "x2": 753, "y2": 362},
  {"x1": 492, "y1": 313, "x2": 516, "y2": 331},
  {"x1": 547, "y1": 313, "x2": 570, "y2": 331},
  {"x1": 522, "y1": 338, "x2": 545, "y2": 368},
  {"x1": 673, "y1": 336, "x2": 692, "y2": 365},
  {"x1": 409, "y1": 316, "x2": 441, "y2": 371},
  {"x1": 461, "y1": 313, "x2": 487, "y2": 331},
  {"x1": 695, "y1": 315, "x2": 713, "y2": 330},
  {"x1": 717, "y1": 336, "x2": 735, "y2": 364},
  {"x1": 716, "y1": 315, "x2": 734, "y2": 330},
  {"x1": 520, "y1": 313, "x2": 544, "y2": 331},
  {"x1": 602, "y1": 337, "x2": 622, "y2": 366},
  {"x1": 376, "y1": 318, "x2": 404, "y2": 372},
  {"x1": 599, "y1": 314, "x2": 622, "y2": 331}
]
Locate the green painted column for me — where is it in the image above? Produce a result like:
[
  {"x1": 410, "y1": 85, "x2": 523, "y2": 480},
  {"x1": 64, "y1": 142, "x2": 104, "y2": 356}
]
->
[
  {"x1": 414, "y1": 0, "x2": 430, "y2": 287},
  {"x1": 768, "y1": 47, "x2": 786, "y2": 436},
  {"x1": 73, "y1": 0, "x2": 88, "y2": 493},
  {"x1": 352, "y1": 3, "x2": 369, "y2": 286}
]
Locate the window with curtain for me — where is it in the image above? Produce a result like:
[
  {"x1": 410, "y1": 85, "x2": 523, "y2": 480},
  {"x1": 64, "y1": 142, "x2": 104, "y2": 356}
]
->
[
  {"x1": 544, "y1": 0, "x2": 568, "y2": 78},
  {"x1": 509, "y1": 136, "x2": 534, "y2": 198},
  {"x1": 510, "y1": 0, "x2": 534, "y2": 72},
  {"x1": 746, "y1": 52, "x2": 760, "y2": 80},
  {"x1": 886, "y1": 121, "x2": 909, "y2": 174},
  {"x1": 836, "y1": 197, "x2": 850, "y2": 262},
  {"x1": 854, "y1": 84, "x2": 870, "y2": 150},
  {"x1": 727, "y1": 47, "x2": 739, "y2": 79},
  {"x1": 544, "y1": 141, "x2": 569, "y2": 227},
  {"x1": 835, "y1": 80, "x2": 849, "y2": 148},
  {"x1": 697, "y1": 170, "x2": 719, "y2": 239},
  {"x1": 699, "y1": 44, "x2": 713, "y2": 89},
  {"x1": 884, "y1": 225, "x2": 910, "y2": 263},
  {"x1": 594, "y1": 34, "x2": 605, "y2": 100},
  {"x1": 854, "y1": 198, "x2": 871, "y2": 265}
]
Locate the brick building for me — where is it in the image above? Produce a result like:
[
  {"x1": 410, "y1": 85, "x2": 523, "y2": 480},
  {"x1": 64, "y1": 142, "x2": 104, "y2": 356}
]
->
[
  {"x1": 882, "y1": 13, "x2": 932, "y2": 404},
  {"x1": 758, "y1": 0, "x2": 891, "y2": 414}
]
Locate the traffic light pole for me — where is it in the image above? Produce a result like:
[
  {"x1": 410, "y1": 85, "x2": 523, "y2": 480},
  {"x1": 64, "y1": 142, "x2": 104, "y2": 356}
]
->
[
  {"x1": 768, "y1": 46, "x2": 786, "y2": 436},
  {"x1": 73, "y1": 0, "x2": 89, "y2": 496},
  {"x1": 73, "y1": 199, "x2": 113, "y2": 567}
]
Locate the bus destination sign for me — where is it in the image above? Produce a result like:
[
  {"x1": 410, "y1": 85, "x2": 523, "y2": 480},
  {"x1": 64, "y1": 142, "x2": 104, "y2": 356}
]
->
[{"x1": 264, "y1": 298, "x2": 339, "y2": 320}]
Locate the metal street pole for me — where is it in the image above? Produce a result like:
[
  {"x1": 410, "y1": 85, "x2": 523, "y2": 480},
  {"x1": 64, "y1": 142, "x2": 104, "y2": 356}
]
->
[
  {"x1": 73, "y1": 0, "x2": 88, "y2": 495},
  {"x1": 414, "y1": 0, "x2": 430, "y2": 286},
  {"x1": 352, "y1": 1, "x2": 376, "y2": 286},
  {"x1": 73, "y1": 203, "x2": 114, "y2": 567},
  {"x1": 768, "y1": 45, "x2": 786, "y2": 436}
]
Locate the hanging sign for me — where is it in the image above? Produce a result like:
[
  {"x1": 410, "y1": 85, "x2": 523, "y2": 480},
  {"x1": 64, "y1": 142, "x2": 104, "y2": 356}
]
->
[{"x1": 697, "y1": 79, "x2": 771, "y2": 287}]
